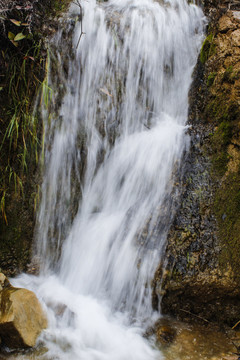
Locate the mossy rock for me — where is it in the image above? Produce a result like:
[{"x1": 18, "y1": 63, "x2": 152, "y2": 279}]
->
[
  {"x1": 200, "y1": 33, "x2": 216, "y2": 64},
  {"x1": 207, "y1": 72, "x2": 217, "y2": 87},
  {"x1": 215, "y1": 170, "x2": 240, "y2": 282}
]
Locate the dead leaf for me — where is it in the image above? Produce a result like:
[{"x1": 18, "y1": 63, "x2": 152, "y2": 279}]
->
[
  {"x1": 10, "y1": 19, "x2": 21, "y2": 26},
  {"x1": 100, "y1": 88, "x2": 112, "y2": 97}
]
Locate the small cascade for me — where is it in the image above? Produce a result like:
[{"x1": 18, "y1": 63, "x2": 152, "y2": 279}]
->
[{"x1": 13, "y1": 0, "x2": 205, "y2": 358}]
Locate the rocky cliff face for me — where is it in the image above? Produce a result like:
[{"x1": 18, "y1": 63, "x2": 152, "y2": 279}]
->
[{"x1": 157, "y1": 0, "x2": 240, "y2": 325}]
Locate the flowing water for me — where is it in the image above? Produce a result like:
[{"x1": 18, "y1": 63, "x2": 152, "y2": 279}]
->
[{"x1": 12, "y1": 0, "x2": 205, "y2": 358}]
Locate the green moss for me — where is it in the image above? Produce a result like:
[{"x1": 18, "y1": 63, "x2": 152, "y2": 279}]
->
[
  {"x1": 214, "y1": 170, "x2": 240, "y2": 282},
  {"x1": 44, "y1": 0, "x2": 72, "y2": 17},
  {"x1": 207, "y1": 73, "x2": 240, "y2": 281},
  {"x1": 200, "y1": 33, "x2": 216, "y2": 64},
  {"x1": 206, "y1": 97, "x2": 227, "y2": 123},
  {"x1": 207, "y1": 72, "x2": 217, "y2": 87},
  {"x1": 212, "y1": 152, "x2": 229, "y2": 176},
  {"x1": 206, "y1": 89, "x2": 239, "y2": 176},
  {"x1": 210, "y1": 120, "x2": 232, "y2": 176},
  {"x1": 216, "y1": 121, "x2": 232, "y2": 146},
  {"x1": 222, "y1": 66, "x2": 234, "y2": 83}
]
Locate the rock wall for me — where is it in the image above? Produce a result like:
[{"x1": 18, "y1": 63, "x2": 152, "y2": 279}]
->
[
  {"x1": 0, "y1": 0, "x2": 71, "y2": 276},
  {"x1": 157, "y1": 0, "x2": 240, "y2": 325}
]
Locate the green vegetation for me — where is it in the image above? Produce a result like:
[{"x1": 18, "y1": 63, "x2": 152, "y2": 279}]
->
[
  {"x1": 0, "y1": 0, "x2": 72, "y2": 223},
  {"x1": 214, "y1": 170, "x2": 240, "y2": 282},
  {"x1": 211, "y1": 120, "x2": 232, "y2": 176},
  {"x1": 0, "y1": 7, "x2": 47, "y2": 222},
  {"x1": 209, "y1": 95, "x2": 240, "y2": 278},
  {"x1": 42, "y1": 0, "x2": 72, "y2": 18},
  {"x1": 202, "y1": 32, "x2": 240, "y2": 282},
  {"x1": 205, "y1": 92, "x2": 238, "y2": 176},
  {"x1": 200, "y1": 33, "x2": 216, "y2": 64},
  {"x1": 222, "y1": 66, "x2": 234, "y2": 83},
  {"x1": 0, "y1": 0, "x2": 71, "y2": 275},
  {"x1": 222, "y1": 66, "x2": 240, "y2": 83},
  {"x1": 207, "y1": 72, "x2": 217, "y2": 87},
  {"x1": 0, "y1": 27, "x2": 42, "y2": 223}
]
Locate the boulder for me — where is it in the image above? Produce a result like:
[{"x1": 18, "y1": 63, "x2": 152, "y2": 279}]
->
[{"x1": 0, "y1": 274, "x2": 47, "y2": 348}]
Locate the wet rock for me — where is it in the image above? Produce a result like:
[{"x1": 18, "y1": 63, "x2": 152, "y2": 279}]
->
[
  {"x1": 156, "y1": 320, "x2": 176, "y2": 345},
  {"x1": 0, "y1": 273, "x2": 10, "y2": 291},
  {"x1": 155, "y1": 0, "x2": 240, "y2": 325},
  {"x1": 160, "y1": 319, "x2": 237, "y2": 360},
  {"x1": 0, "y1": 274, "x2": 47, "y2": 348},
  {"x1": 26, "y1": 256, "x2": 41, "y2": 275}
]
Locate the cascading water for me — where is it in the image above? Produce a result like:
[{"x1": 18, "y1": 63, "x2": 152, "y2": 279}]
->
[{"x1": 12, "y1": 0, "x2": 205, "y2": 359}]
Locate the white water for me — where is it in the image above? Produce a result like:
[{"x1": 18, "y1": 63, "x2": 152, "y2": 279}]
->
[{"x1": 13, "y1": 0, "x2": 205, "y2": 359}]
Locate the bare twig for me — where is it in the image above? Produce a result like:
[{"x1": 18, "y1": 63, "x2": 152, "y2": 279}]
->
[
  {"x1": 73, "y1": 0, "x2": 85, "y2": 49},
  {"x1": 0, "y1": 9, "x2": 11, "y2": 13},
  {"x1": 232, "y1": 320, "x2": 240, "y2": 330},
  {"x1": 179, "y1": 309, "x2": 210, "y2": 323},
  {"x1": 0, "y1": 4, "x2": 33, "y2": 13}
]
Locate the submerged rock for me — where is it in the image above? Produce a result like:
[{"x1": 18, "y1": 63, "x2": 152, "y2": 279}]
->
[
  {"x1": 158, "y1": 318, "x2": 237, "y2": 360},
  {"x1": 155, "y1": 319, "x2": 176, "y2": 345},
  {"x1": 0, "y1": 273, "x2": 47, "y2": 348}
]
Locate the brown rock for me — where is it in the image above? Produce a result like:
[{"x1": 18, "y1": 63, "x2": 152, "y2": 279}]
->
[
  {"x1": 217, "y1": 35, "x2": 231, "y2": 56},
  {"x1": 232, "y1": 29, "x2": 240, "y2": 47},
  {"x1": 219, "y1": 15, "x2": 236, "y2": 33},
  {"x1": 232, "y1": 11, "x2": 240, "y2": 22},
  {"x1": 0, "y1": 285, "x2": 48, "y2": 348},
  {"x1": 0, "y1": 273, "x2": 10, "y2": 291}
]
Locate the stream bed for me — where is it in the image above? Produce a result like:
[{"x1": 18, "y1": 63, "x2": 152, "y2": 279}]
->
[{"x1": 1, "y1": 318, "x2": 239, "y2": 360}]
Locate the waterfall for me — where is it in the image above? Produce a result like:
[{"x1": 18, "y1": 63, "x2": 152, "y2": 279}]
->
[{"x1": 13, "y1": 0, "x2": 205, "y2": 358}]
